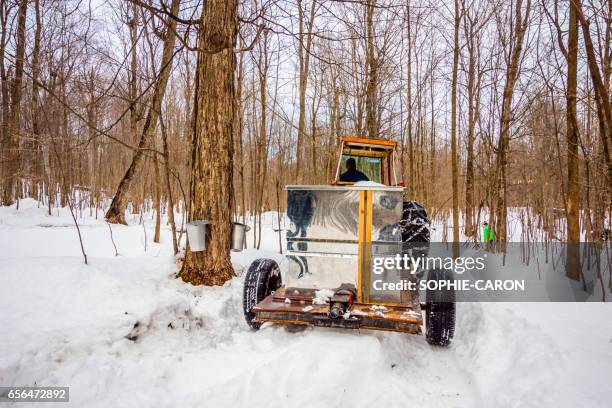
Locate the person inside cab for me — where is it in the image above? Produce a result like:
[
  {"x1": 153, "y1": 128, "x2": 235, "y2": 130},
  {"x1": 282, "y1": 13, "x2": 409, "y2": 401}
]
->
[{"x1": 339, "y1": 158, "x2": 369, "y2": 182}]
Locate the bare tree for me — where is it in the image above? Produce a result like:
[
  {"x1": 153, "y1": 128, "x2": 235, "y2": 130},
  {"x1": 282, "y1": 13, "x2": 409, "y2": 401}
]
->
[
  {"x1": 450, "y1": 0, "x2": 461, "y2": 242},
  {"x1": 365, "y1": 0, "x2": 379, "y2": 139},
  {"x1": 574, "y1": 0, "x2": 611, "y2": 200},
  {"x1": 105, "y1": 0, "x2": 181, "y2": 224},
  {"x1": 295, "y1": 0, "x2": 317, "y2": 182},
  {"x1": 491, "y1": 0, "x2": 532, "y2": 241},
  {"x1": 2, "y1": 0, "x2": 27, "y2": 205}
]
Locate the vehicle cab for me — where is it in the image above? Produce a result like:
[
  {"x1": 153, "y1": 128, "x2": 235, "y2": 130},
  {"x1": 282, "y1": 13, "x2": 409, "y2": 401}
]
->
[{"x1": 332, "y1": 137, "x2": 404, "y2": 187}]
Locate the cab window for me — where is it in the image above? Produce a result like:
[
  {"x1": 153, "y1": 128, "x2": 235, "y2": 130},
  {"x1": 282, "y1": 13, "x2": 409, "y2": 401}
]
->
[{"x1": 340, "y1": 155, "x2": 381, "y2": 183}]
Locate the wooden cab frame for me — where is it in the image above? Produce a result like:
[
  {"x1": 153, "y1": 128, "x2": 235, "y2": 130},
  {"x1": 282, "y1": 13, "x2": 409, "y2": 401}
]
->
[{"x1": 332, "y1": 137, "x2": 404, "y2": 187}]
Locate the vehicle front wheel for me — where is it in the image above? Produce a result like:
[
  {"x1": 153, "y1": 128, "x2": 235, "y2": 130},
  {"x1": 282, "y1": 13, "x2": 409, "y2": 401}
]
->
[{"x1": 243, "y1": 258, "x2": 282, "y2": 330}]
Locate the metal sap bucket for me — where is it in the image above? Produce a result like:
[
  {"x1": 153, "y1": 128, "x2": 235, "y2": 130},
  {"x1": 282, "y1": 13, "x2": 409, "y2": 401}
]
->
[
  {"x1": 231, "y1": 222, "x2": 251, "y2": 252},
  {"x1": 186, "y1": 220, "x2": 209, "y2": 252}
]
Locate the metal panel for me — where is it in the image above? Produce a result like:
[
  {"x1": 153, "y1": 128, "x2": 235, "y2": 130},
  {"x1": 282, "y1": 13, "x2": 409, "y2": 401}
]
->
[
  {"x1": 285, "y1": 187, "x2": 360, "y2": 289},
  {"x1": 284, "y1": 186, "x2": 407, "y2": 300},
  {"x1": 363, "y1": 190, "x2": 406, "y2": 304}
]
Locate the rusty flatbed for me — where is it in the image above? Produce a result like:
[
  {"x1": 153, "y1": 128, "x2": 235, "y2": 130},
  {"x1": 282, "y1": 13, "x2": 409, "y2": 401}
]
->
[{"x1": 252, "y1": 287, "x2": 423, "y2": 334}]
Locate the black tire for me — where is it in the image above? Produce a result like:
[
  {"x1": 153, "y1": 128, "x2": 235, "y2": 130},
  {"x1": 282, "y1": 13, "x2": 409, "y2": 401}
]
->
[
  {"x1": 401, "y1": 201, "x2": 430, "y2": 243},
  {"x1": 243, "y1": 259, "x2": 282, "y2": 330},
  {"x1": 425, "y1": 268, "x2": 456, "y2": 346},
  {"x1": 401, "y1": 201, "x2": 430, "y2": 265}
]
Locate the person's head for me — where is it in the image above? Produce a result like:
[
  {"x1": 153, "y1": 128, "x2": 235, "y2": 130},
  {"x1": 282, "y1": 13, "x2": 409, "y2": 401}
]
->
[
  {"x1": 483, "y1": 221, "x2": 488, "y2": 226},
  {"x1": 346, "y1": 158, "x2": 356, "y2": 170}
]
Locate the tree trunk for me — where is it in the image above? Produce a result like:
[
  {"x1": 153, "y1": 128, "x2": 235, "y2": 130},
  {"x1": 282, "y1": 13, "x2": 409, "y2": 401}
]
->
[
  {"x1": 405, "y1": 3, "x2": 415, "y2": 194},
  {"x1": 179, "y1": 0, "x2": 238, "y2": 286},
  {"x1": 450, "y1": 0, "x2": 460, "y2": 242},
  {"x1": 295, "y1": 0, "x2": 316, "y2": 182},
  {"x1": 153, "y1": 152, "x2": 161, "y2": 243},
  {"x1": 105, "y1": 0, "x2": 180, "y2": 224},
  {"x1": 0, "y1": 0, "x2": 9, "y2": 158},
  {"x1": 565, "y1": 0, "x2": 581, "y2": 278},
  {"x1": 492, "y1": 0, "x2": 531, "y2": 242},
  {"x1": 351, "y1": 35, "x2": 365, "y2": 137},
  {"x1": 31, "y1": 0, "x2": 43, "y2": 199},
  {"x1": 255, "y1": 31, "x2": 269, "y2": 249},
  {"x1": 235, "y1": 40, "x2": 246, "y2": 224},
  {"x1": 574, "y1": 0, "x2": 612, "y2": 208},
  {"x1": 463, "y1": 5, "x2": 480, "y2": 238},
  {"x1": 160, "y1": 117, "x2": 178, "y2": 254},
  {"x1": 365, "y1": 0, "x2": 378, "y2": 139},
  {"x1": 2, "y1": 0, "x2": 27, "y2": 205},
  {"x1": 429, "y1": 67, "x2": 436, "y2": 194}
]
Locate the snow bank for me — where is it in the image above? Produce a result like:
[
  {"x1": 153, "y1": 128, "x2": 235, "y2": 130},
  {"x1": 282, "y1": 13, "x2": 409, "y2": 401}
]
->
[{"x1": 0, "y1": 200, "x2": 610, "y2": 407}]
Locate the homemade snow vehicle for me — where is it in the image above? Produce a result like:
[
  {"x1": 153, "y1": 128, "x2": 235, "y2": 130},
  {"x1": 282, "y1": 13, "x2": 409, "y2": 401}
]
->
[{"x1": 243, "y1": 137, "x2": 455, "y2": 346}]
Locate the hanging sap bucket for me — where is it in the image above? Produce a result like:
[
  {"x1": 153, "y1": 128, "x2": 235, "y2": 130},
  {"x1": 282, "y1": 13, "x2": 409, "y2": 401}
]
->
[
  {"x1": 186, "y1": 220, "x2": 209, "y2": 252},
  {"x1": 231, "y1": 222, "x2": 251, "y2": 252}
]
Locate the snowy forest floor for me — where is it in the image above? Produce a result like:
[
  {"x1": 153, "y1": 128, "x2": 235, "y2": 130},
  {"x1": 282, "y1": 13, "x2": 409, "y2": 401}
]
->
[{"x1": 0, "y1": 199, "x2": 611, "y2": 407}]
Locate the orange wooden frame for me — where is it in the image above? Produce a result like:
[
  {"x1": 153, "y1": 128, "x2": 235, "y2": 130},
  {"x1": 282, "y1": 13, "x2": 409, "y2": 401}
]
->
[
  {"x1": 340, "y1": 136, "x2": 397, "y2": 147},
  {"x1": 332, "y1": 137, "x2": 403, "y2": 186}
]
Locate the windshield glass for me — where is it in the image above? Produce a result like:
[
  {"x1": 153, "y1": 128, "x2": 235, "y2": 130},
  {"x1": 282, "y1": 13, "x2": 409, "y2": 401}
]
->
[{"x1": 340, "y1": 155, "x2": 381, "y2": 183}]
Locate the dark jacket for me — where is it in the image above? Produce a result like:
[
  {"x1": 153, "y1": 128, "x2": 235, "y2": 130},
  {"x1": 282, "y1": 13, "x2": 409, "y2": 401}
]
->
[{"x1": 339, "y1": 169, "x2": 369, "y2": 182}]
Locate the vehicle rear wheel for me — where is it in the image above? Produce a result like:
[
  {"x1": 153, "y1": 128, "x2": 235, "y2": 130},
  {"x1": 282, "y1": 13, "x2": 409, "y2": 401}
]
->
[
  {"x1": 425, "y1": 268, "x2": 455, "y2": 346},
  {"x1": 401, "y1": 201, "x2": 430, "y2": 243},
  {"x1": 243, "y1": 259, "x2": 282, "y2": 330}
]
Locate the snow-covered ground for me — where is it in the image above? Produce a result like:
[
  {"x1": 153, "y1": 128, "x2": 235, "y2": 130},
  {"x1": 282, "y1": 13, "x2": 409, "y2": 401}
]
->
[{"x1": 0, "y1": 199, "x2": 611, "y2": 407}]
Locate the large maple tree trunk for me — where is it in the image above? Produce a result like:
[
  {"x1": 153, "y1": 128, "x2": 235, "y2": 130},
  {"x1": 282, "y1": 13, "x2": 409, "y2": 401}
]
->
[{"x1": 179, "y1": 0, "x2": 237, "y2": 286}]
